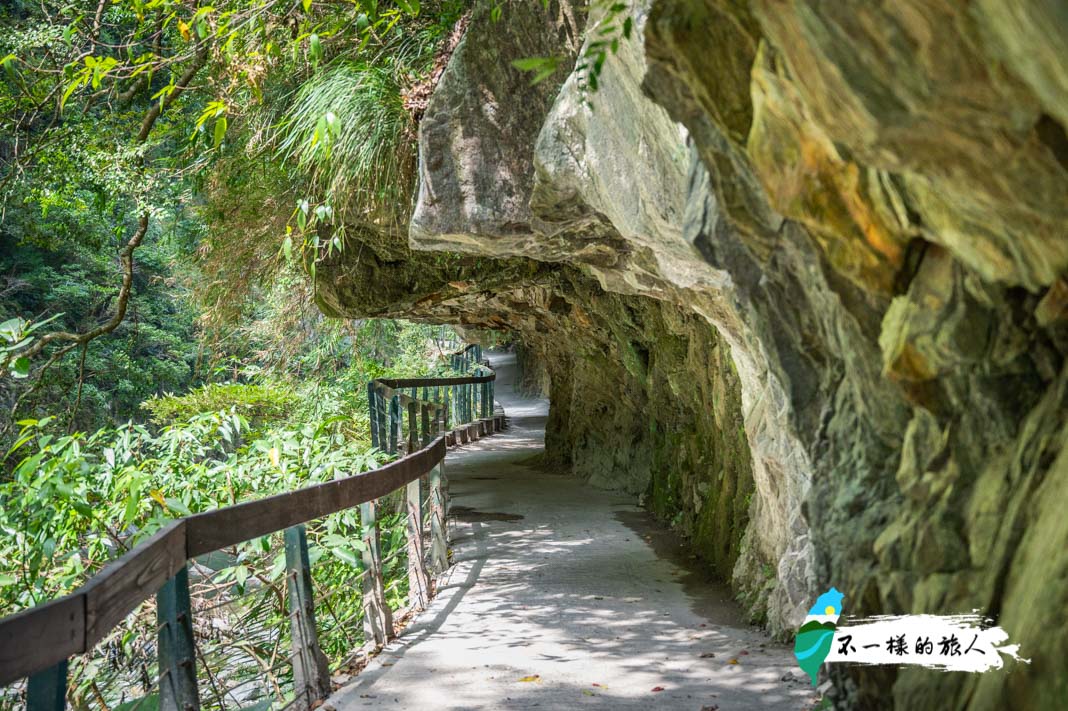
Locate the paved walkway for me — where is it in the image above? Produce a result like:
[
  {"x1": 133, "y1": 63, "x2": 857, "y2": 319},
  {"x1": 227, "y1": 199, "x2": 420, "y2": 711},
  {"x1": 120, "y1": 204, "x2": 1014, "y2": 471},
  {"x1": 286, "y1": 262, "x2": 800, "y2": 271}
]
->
[{"x1": 328, "y1": 352, "x2": 814, "y2": 710}]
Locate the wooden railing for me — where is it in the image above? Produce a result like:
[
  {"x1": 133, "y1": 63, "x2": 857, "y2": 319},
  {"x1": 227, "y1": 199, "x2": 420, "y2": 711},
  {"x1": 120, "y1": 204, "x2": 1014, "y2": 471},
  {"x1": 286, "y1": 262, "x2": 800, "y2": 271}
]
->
[
  {"x1": 0, "y1": 346, "x2": 503, "y2": 710},
  {"x1": 368, "y1": 344, "x2": 494, "y2": 456}
]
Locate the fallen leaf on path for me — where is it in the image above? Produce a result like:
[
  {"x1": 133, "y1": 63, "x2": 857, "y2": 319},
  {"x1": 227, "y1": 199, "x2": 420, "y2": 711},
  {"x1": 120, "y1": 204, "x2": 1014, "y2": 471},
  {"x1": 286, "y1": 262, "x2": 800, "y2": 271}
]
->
[
  {"x1": 582, "y1": 690, "x2": 595, "y2": 696},
  {"x1": 699, "y1": 652, "x2": 715, "y2": 658},
  {"x1": 740, "y1": 650, "x2": 749, "y2": 655},
  {"x1": 651, "y1": 686, "x2": 666, "y2": 692},
  {"x1": 518, "y1": 675, "x2": 541, "y2": 682},
  {"x1": 591, "y1": 683, "x2": 605, "y2": 688},
  {"x1": 727, "y1": 658, "x2": 740, "y2": 665}
]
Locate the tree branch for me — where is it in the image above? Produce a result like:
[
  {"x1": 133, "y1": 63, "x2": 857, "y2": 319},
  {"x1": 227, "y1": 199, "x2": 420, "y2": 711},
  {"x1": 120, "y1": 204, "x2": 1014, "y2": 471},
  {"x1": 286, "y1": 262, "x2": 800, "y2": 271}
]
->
[{"x1": 8, "y1": 40, "x2": 210, "y2": 416}]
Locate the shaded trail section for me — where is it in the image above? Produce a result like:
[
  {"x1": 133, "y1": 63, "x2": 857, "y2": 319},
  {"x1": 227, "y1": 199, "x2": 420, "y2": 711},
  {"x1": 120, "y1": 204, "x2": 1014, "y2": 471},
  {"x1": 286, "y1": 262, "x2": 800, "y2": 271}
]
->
[{"x1": 329, "y1": 352, "x2": 813, "y2": 709}]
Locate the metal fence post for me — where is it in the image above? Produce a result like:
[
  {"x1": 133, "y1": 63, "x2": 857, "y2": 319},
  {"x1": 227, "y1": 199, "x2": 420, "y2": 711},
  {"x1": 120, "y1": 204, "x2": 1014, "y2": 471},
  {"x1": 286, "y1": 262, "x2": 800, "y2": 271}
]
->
[
  {"x1": 429, "y1": 461, "x2": 448, "y2": 574},
  {"x1": 444, "y1": 386, "x2": 451, "y2": 430},
  {"x1": 157, "y1": 566, "x2": 200, "y2": 711},
  {"x1": 421, "y1": 404, "x2": 431, "y2": 447},
  {"x1": 406, "y1": 478, "x2": 430, "y2": 610},
  {"x1": 359, "y1": 501, "x2": 394, "y2": 646},
  {"x1": 368, "y1": 383, "x2": 379, "y2": 450},
  {"x1": 378, "y1": 392, "x2": 388, "y2": 452},
  {"x1": 26, "y1": 659, "x2": 67, "y2": 711},
  {"x1": 389, "y1": 396, "x2": 400, "y2": 455},
  {"x1": 285, "y1": 525, "x2": 330, "y2": 707},
  {"x1": 407, "y1": 402, "x2": 418, "y2": 453}
]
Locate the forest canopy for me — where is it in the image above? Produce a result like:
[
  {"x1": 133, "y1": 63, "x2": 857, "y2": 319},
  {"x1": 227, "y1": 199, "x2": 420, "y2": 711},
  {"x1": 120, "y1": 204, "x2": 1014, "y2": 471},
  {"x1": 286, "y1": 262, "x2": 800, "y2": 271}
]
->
[{"x1": 1, "y1": 0, "x2": 471, "y2": 434}]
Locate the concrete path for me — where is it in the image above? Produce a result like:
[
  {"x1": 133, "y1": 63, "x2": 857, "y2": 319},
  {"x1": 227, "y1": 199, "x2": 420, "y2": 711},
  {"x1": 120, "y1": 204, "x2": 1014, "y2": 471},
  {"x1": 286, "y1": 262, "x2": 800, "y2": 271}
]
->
[{"x1": 328, "y1": 352, "x2": 815, "y2": 710}]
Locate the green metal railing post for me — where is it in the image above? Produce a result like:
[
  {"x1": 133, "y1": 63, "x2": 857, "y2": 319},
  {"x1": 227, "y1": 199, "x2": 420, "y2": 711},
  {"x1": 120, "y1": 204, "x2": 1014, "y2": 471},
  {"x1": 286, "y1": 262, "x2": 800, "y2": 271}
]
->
[
  {"x1": 389, "y1": 396, "x2": 400, "y2": 455},
  {"x1": 157, "y1": 566, "x2": 200, "y2": 711},
  {"x1": 378, "y1": 393, "x2": 388, "y2": 451},
  {"x1": 445, "y1": 386, "x2": 452, "y2": 430},
  {"x1": 26, "y1": 660, "x2": 67, "y2": 711},
  {"x1": 359, "y1": 501, "x2": 394, "y2": 646},
  {"x1": 285, "y1": 525, "x2": 330, "y2": 707},
  {"x1": 368, "y1": 383, "x2": 379, "y2": 450},
  {"x1": 421, "y1": 403, "x2": 431, "y2": 447}
]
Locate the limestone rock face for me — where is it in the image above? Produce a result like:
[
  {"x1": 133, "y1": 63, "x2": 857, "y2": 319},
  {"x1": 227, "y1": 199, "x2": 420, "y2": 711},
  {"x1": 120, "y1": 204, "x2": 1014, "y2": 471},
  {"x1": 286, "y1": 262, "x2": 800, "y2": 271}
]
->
[
  {"x1": 410, "y1": 0, "x2": 584, "y2": 252},
  {"x1": 318, "y1": 1, "x2": 1068, "y2": 707}
]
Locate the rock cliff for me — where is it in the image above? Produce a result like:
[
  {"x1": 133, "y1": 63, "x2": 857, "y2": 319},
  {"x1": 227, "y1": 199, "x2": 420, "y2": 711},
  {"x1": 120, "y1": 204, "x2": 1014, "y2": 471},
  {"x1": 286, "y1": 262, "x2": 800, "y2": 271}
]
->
[{"x1": 316, "y1": 2, "x2": 1068, "y2": 708}]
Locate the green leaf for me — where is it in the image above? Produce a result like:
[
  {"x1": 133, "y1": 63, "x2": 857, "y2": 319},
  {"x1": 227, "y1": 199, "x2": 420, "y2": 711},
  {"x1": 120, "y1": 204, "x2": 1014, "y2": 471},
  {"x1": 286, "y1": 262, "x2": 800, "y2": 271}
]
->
[
  {"x1": 164, "y1": 498, "x2": 192, "y2": 516},
  {"x1": 511, "y1": 57, "x2": 550, "y2": 71},
  {"x1": 123, "y1": 496, "x2": 139, "y2": 526},
  {"x1": 0, "y1": 574, "x2": 16, "y2": 587},
  {"x1": 60, "y1": 73, "x2": 87, "y2": 111},
  {"x1": 330, "y1": 546, "x2": 359, "y2": 566},
  {"x1": 309, "y1": 33, "x2": 322, "y2": 63},
  {"x1": 282, "y1": 236, "x2": 293, "y2": 262},
  {"x1": 0, "y1": 317, "x2": 23, "y2": 342},
  {"x1": 531, "y1": 65, "x2": 559, "y2": 85},
  {"x1": 11, "y1": 357, "x2": 30, "y2": 378},
  {"x1": 302, "y1": 0, "x2": 312, "y2": 11},
  {"x1": 213, "y1": 116, "x2": 227, "y2": 148}
]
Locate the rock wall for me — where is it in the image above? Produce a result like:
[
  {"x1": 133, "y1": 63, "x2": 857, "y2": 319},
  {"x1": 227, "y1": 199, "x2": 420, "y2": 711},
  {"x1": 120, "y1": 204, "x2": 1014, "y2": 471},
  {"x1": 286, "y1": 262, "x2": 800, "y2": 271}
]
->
[{"x1": 317, "y1": 1, "x2": 1068, "y2": 708}]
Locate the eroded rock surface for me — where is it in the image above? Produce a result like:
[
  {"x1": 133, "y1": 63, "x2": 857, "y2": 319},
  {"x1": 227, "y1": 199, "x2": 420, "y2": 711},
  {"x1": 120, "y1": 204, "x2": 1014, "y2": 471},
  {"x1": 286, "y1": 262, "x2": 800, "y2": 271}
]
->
[{"x1": 318, "y1": 2, "x2": 1068, "y2": 708}]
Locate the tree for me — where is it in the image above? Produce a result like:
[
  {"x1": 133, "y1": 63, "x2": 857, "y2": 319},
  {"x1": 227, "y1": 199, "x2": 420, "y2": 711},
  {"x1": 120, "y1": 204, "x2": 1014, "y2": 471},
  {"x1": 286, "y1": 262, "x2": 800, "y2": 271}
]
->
[{"x1": 1, "y1": 0, "x2": 455, "y2": 428}]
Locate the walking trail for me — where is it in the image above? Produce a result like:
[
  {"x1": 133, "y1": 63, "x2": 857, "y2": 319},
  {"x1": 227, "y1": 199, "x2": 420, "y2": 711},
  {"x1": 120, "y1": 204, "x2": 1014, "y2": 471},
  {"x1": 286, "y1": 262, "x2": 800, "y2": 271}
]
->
[{"x1": 328, "y1": 352, "x2": 815, "y2": 710}]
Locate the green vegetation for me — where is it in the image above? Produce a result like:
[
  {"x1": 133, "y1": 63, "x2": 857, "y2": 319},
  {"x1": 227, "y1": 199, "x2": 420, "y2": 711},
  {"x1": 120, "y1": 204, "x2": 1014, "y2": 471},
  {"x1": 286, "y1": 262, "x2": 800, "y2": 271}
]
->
[
  {"x1": 0, "y1": 0, "x2": 483, "y2": 705},
  {"x1": 141, "y1": 382, "x2": 296, "y2": 426},
  {"x1": 0, "y1": 319, "x2": 454, "y2": 707}
]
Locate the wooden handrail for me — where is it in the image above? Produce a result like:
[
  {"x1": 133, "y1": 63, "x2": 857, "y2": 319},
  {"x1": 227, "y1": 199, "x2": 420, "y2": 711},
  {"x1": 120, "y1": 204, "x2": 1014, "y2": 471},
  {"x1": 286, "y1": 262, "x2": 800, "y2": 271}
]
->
[
  {"x1": 374, "y1": 373, "x2": 494, "y2": 388},
  {"x1": 1, "y1": 344, "x2": 505, "y2": 707},
  {"x1": 185, "y1": 438, "x2": 445, "y2": 556},
  {"x1": 0, "y1": 438, "x2": 446, "y2": 687}
]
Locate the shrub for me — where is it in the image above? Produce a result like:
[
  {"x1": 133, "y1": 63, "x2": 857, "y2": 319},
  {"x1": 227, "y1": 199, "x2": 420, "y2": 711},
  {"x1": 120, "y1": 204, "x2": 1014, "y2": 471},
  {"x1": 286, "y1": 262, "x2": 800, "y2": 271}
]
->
[{"x1": 141, "y1": 382, "x2": 295, "y2": 426}]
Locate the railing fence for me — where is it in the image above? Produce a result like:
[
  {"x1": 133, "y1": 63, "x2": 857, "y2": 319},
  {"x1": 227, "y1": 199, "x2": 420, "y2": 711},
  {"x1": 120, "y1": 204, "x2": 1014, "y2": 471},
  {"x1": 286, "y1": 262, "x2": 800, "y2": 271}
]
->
[{"x1": 1, "y1": 344, "x2": 503, "y2": 711}]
